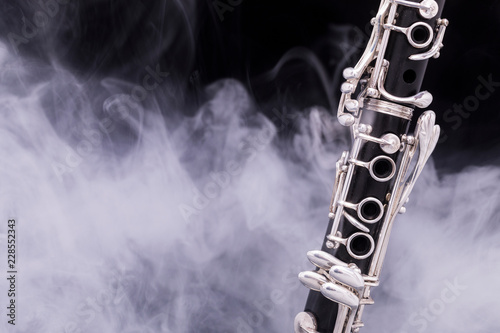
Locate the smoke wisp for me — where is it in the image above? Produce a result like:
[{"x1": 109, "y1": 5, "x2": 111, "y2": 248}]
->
[{"x1": 0, "y1": 4, "x2": 499, "y2": 333}]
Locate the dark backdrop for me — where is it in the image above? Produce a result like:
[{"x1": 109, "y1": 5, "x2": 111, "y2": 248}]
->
[
  {"x1": 196, "y1": 0, "x2": 500, "y2": 172},
  {"x1": 1, "y1": 0, "x2": 499, "y2": 171}
]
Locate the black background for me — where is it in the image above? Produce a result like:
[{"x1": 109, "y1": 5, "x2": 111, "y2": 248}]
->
[
  {"x1": 1, "y1": 0, "x2": 499, "y2": 172},
  {"x1": 196, "y1": 0, "x2": 500, "y2": 172}
]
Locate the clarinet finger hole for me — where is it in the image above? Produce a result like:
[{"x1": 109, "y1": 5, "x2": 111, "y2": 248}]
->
[
  {"x1": 358, "y1": 198, "x2": 384, "y2": 223},
  {"x1": 347, "y1": 233, "x2": 375, "y2": 260},
  {"x1": 406, "y1": 22, "x2": 433, "y2": 48},
  {"x1": 403, "y1": 69, "x2": 417, "y2": 84},
  {"x1": 362, "y1": 202, "x2": 379, "y2": 219},
  {"x1": 370, "y1": 156, "x2": 396, "y2": 182},
  {"x1": 411, "y1": 25, "x2": 430, "y2": 44}
]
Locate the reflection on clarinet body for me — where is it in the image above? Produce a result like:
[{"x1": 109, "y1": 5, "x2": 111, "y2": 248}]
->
[{"x1": 295, "y1": 1, "x2": 448, "y2": 332}]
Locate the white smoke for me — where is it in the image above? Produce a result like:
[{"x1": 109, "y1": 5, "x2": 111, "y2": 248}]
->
[
  {"x1": 1, "y1": 17, "x2": 499, "y2": 333},
  {"x1": 364, "y1": 164, "x2": 500, "y2": 333}
]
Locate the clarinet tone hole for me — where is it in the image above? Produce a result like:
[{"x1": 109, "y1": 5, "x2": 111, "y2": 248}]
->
[
  {"x1": 362, "y1": 202, "x2": 379, "y2": 219},
  {"x1": 411, "y1": 25, "x2": 430, "y2": 44},
  {"x1": 403, "y1": 69, "x2": 417, "y2": 84},
  {"x1": 406, "y1": 22, "x2": 433, "y2": 48},
  {"x1": 370, "y1": 156, "x2": 396, "y2": 182},
  {"x1": 358, "y1": 198, "x2": 384, "y2": 223},
  {"x1": 347, "y1": 233, "x2": 375, "y2": 259}
]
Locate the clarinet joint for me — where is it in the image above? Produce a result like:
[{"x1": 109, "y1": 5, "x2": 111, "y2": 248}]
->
[{"x1": 296, "y1": 0, "x2": 448, "y2": 332}]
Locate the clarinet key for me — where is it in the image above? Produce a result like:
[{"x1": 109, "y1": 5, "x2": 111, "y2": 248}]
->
[{"x1": 306, "y1": 250, "x2": 348, "y2": 270}]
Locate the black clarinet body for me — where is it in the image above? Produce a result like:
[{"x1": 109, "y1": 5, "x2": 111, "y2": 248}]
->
[
  {"x1": 303, "y1": 106, "x2": 411, "y2": 332},
  {"x1": 295, "y1": 1, "x2": 448, "y2": 332}
]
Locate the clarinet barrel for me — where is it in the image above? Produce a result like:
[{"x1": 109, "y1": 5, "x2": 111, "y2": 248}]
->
[{"x1": 295, "y1": 1, "x2": 448, "y2": 332}]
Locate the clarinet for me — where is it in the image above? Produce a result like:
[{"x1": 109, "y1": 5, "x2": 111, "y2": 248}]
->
[{"x1": 295, "y1": 1, "x2": 448, "y2": 332}]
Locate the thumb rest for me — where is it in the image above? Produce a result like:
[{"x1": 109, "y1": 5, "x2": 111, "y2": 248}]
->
[{"x1": 295, "y1": 1, "x2": 448, "y2": 332}]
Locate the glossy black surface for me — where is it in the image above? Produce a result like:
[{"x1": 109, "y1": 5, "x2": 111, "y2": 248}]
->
[
  {"x1": 303, "y1": 1, "x2": 447, "y2": 332},
  {"x1": 304, "y1": 109, "x2": 410, "y2": 333},
  {"x1": 383, "y1": 0, "x2": 447, "y2": 103}
]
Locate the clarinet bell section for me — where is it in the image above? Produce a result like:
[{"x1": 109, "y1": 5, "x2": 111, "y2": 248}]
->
[{"x1": 295, "y1": 0, "x2": 448, "y2": 332}]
